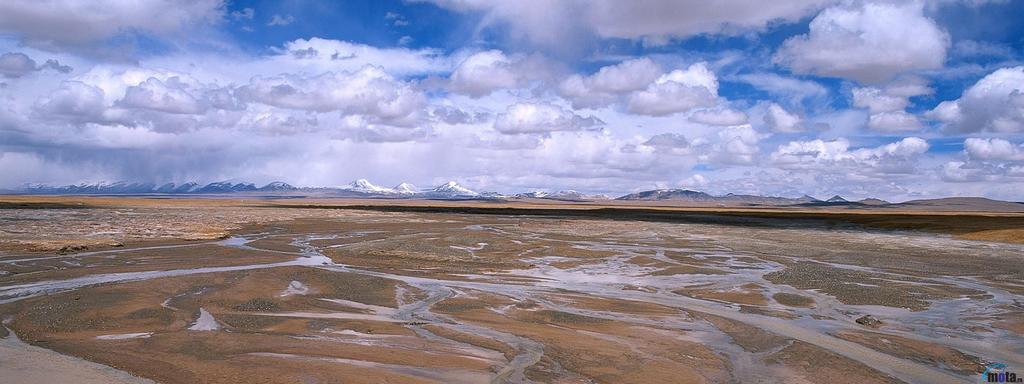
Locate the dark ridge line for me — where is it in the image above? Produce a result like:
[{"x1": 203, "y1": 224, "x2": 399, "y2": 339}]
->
[{"x1": 274, "y1": 204, "x2": 1024, "y2": 236}]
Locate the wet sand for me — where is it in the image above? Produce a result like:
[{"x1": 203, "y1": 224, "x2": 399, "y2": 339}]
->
[{"x1": 0, "y1": 196, "x2": 1022, "y2": 383}]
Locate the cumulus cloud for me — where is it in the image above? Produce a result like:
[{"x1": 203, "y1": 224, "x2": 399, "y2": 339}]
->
[
  {"x1": 679, "y1": 174, "x2": 708, "y2": 188},
  {"x1": 493, "y1": 103, "x2": 603, "y2": 135},
  {"x1": 626, "y1": 63, "x2": 719, "y2": 116},
  {"x1": 867, "y1": 111, "x2": 923, "y2": 132},
  {"x1": 852, "y1": 77, "x2": 931, "y2": 132},
  {"x1": 774, "y1": 2, "x2": 949, "y2": 83},
  {"x1": 0, "y1": 0, "x2": 224, "y2": 49},
  {"x1": 688, "y1": 108, "x2": 748, "y2": 126},
  {"x1": 557, "y1": 59, "x2": 720, "y2": 115},
  {"x1": 707, "y1": 125, "x2": 763, "y2": 165},
  {"x1": 430, "y1": 105, "x2": 487, "y2": 125},
  {"x1": 771, "y1": 137, "x2": 929, "y2": 174},
  {"x1": 853, "y1": 87, "x2": 908, "y2": 114},
  {"x1": 964, "y1": 138, "x2": 1024, "y2": 161},
  {"x1": 642, "y1": 133, "x2": 691, "y2": 155},
  {"x1": 448, "y1": 50, "x2": 519, "y2": 97},
  {"x1": 238, "y1": 66, "x2": 425, "y2": 125},
  {"x1": 118, "y1": 77, "x2": 208, "y2": 115},
  {"x1": 558, "y1": 57, "x2": 661, "y2": 108},
  {"x1": 0, "y1": 52, "x2": 73, "y2": 78},
  {"x1": 928, "y1": 66, "x2": 1024, "y2": 133},
  {"x1": 426, "y1": 0, "x2": 829, "y2": 46},
  {"x1": 763, "y1": 103, "x2": 804, "y2": 132},
  {"x1": 0, "y1": 52, "x2": 38, "y2": 78},
  {"x1": 940, "y1": 159, "x2": 1023, "y2": 183},
  {"x1": 34, "y1": 81, "x2": 108, "y2": 122}
]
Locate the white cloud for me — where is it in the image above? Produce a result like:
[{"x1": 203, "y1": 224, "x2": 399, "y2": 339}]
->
[
  {"x1": 702, "y1": 125, "x2": 763, "y2": 165},
  {"x1": 771, "y1": 137, "x2": 929, "y2": 174},
  {"x1": 426, "y1": 0, "x2": 829, "y2": 46},
  {"x1": 493, "y1": 102, "x2": 603, "y2": 135},
  {"x1": 774, "y1": 2, "x2": 949, "y2": 83},
  {"x1": 0, "y1": 0, "x2": 224, "y2": 49},
  {"x1": 964, "y1": 138, "x2": 1024, "y2": 161},
  {"x1": 626, "y1": 63, "x2": 719, "y2": 116},
  {"x1": 231, "y1": 8, "x2": 255, "y2": 21},
  {"x1": 852, "y1": 87, "x2": 908, "y2": 114},
  {"x1": 642, "y1": 133, "x2": 690, "y2": 155},
  {"x1": 928, "y1": 66, "x2": 1024, "y2": 133},
  {"x1": 118, "y1": 77, "x2": 207, "y2": 115},
  {"x1": 237, "y1": 66, "x2": 425, "y2": 125},
  {"x1": 267, "y1": 14, "x2": 295, "y2": 27},
  {"x1": 448, "y1": 50, "x2": 519, "y2": 97},
  {"x1": 34, "y1": 81, "x2": 107, "y2": 122},
  {"x1": 867, "y1": 111, "x2": 923, "y2": 132},
  {"x1": 556, "y1": 59, "x2": 721, "y2": 116},
  {"x1": 679, "y1": 174, "x2": 707, "y2": 188},
  {"x1": 763, "y1": 103, "x2": 804, "y2": 132},
  {"x1": 558, "y1": 57, "x2": 661, "y2": 108},
  {"x1": 271, "y1": 38, "x2": 449, "y2": 76},
  {"x1": 940, "y1": 160, "x2": 1022, "y2": 183},
  {"x1": 852, "y1": 78, "x2": 931, "y2": 132},
  {"x1": 688, "y1": 108, "x2": 748, "y2": 126},
  {"x1": 734, "y1": 73, "x2": 829, "y2": 107}
]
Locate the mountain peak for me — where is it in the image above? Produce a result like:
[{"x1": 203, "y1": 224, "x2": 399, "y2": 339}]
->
[
  {"x1": 344, "y1": 179, "x2": 392, "y2": 194},
  {"x1": 826, "y1": 195, "x2": 848, "y2": 203},
  {"x1": 393, "y1": 183, "x2": 417, "y2": 194},
  {"x1": 431, "y1": 181, "x2": 477, "y2": 196},
  {"x1": 260, "y1": 181, "x2": 295, "y2": 191},
  {"x1": 617, "y1": 188, "x2": 712, "y2": 201}
]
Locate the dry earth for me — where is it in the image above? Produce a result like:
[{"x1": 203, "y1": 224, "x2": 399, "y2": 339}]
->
[{"x1": 0, "y1": 196, "x2": 1022, "y2": 383}]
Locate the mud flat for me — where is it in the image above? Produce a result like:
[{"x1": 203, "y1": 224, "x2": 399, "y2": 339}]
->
[{"x1": 0, "y1": 196, "x2": 1022, "y2": 383}]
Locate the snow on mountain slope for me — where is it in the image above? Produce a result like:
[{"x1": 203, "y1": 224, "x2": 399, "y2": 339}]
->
[
  {"x1": 428, "y1": 181, "x2": 478, "y2": 197},
  {"x1": 342, "y1": 179, "x2": 394, "y2": 194},
  {"x1": 393, "y1": 183, "x2": 418, "y2": 194}
]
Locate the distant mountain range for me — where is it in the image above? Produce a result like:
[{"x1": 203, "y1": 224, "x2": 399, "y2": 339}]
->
[
  {"x1": 3, "y1": 183, "x2": 1022, "y2": 211},
  {"x1": 617, "y1": 189, "x2": 827, "y2": 205},
  {"x1": 613, "y1": 188, "x2": 1024, "y2": 211},
  {"x1": 8, "y1": 179, "x2": 484, "y2": 200}
]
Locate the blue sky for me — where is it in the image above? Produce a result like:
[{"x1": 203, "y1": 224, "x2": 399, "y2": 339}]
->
[{"x1": 0, "y1": 0, "x2": 1023, "y2": 200}]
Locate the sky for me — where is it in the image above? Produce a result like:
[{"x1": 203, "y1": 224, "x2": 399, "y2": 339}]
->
[{"x1": 0, "y1": 0, "x2": 1022, "y2": 201}]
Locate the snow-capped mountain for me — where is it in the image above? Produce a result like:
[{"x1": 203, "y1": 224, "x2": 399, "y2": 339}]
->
[
  {"x1": 423, "y1": 181, "x2": 478, "y2": 198},
  {"x1": 197, "y1": 181, "x2": 256, "y2": 193},
  {"x1": 170, "y1": 182, "x2": 202, "y2": 193},
  {"x1": 515, "y1": 191, "x2": 549, "y2": 199},
  {"x1": 546, "y1": 190, "x2": 587, "y2": 200},
  {"x1": 19, "y1": 181, "x2": 160, "y2": 195},
  {"x1": 259, "y1": 181, "x2": 296, "y2": 191},
  {"x1": 826, "y1": 195, "x2": 848, "y2": 203},
  {"x1": 393, "y1": 183, "x2": 418, "y2": 195},
  {"x1": 342, "y1": 179, "x2": 395, "y2": 194},
  {"x1": 15, "y1": 181, "x2": 278, "y2": 195},
  {"x1": 515, "y1": 190, "x2": 591, "y2": 201},
  {"x1": 0, "y1": 180, "x2": 909, "y2": 206}
]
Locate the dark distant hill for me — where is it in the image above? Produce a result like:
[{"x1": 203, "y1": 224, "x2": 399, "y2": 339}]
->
[
  {"x1": 890, "y1": 197, "x2": 1024, "y2": 212},
  {"x1": 617, "y1": 189, "x2": 715, "y2": 201}
]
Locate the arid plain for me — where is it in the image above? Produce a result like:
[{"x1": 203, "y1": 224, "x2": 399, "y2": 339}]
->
[{"x1": 1, "y1": 196, "x2": 1022, "y2": 383}]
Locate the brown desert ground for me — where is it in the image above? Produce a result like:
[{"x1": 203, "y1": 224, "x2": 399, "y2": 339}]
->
[{"x1": 0, "y1": 195, "x2": 1022, "y2": 383}]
